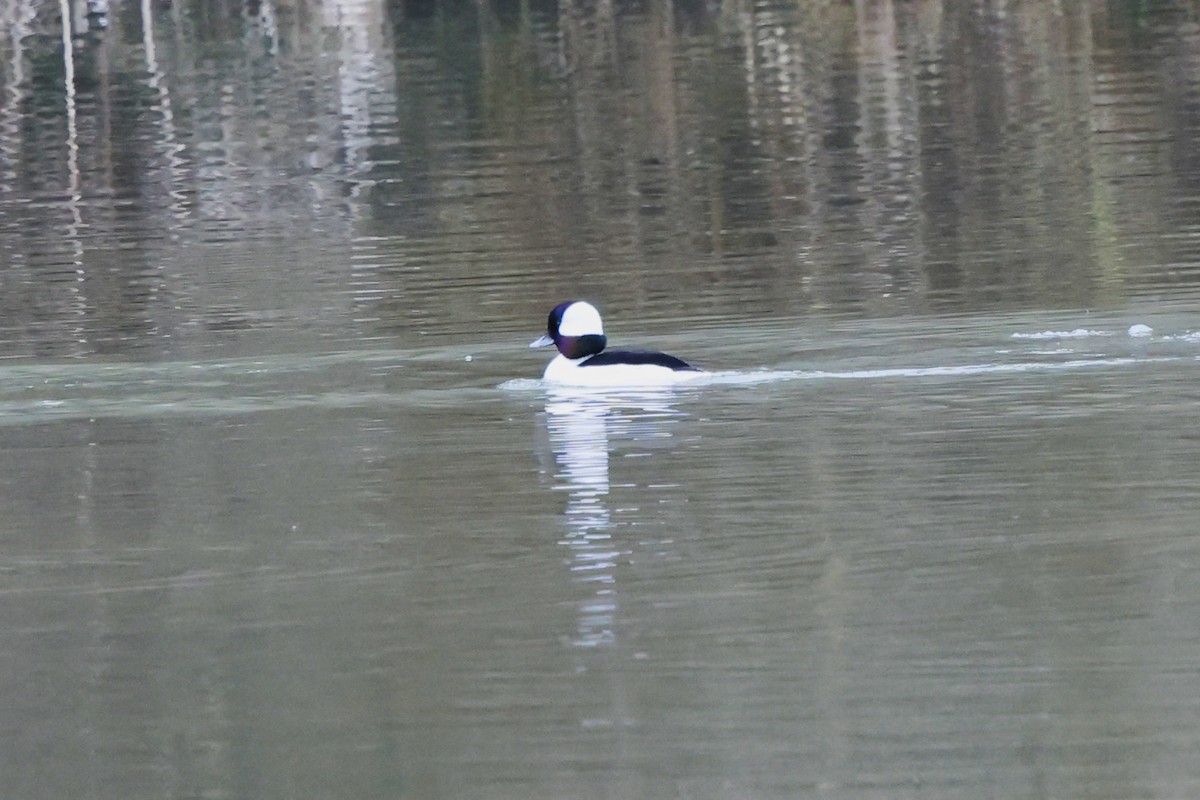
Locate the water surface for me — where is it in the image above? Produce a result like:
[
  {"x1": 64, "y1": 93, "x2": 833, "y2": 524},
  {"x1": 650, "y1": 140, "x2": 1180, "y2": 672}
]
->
[{"x1": 3, "y1": 1, "x2": 1200, "y2": 798}]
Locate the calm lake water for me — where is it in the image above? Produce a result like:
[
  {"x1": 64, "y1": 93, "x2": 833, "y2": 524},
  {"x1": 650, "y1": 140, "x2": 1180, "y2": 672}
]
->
[{"x1": 3, "y1": 0, "x2": 1200, "y2": 797}]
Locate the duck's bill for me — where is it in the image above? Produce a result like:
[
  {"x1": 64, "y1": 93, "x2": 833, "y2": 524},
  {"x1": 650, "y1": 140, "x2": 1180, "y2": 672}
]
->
[{"x1": 529, "y1": 334, "x2": 554, "y2": 348}]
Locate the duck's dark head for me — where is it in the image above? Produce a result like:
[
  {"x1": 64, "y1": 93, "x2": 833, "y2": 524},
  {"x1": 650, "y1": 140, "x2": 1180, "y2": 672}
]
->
[{"x1": 529, "y1": 300, "x2": 608, "y2": 360}]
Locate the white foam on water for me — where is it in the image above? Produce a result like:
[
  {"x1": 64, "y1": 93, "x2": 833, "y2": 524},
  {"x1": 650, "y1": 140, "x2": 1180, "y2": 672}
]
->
[
  {"x1": 1162, "y1": 331, "x2": 1200, "y2": 344},
  {"x1": 498, "y1": 378, "x2": 547, "y2": 392},
  {"x1": 1010, "y1": 328, "x2": 1111, "y2": 340}
]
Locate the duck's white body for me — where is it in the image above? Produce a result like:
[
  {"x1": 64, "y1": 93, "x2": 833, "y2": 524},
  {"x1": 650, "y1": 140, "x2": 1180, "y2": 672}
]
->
[{"x1": 531, "y1": 301, "x2": 704, "y2": 387}]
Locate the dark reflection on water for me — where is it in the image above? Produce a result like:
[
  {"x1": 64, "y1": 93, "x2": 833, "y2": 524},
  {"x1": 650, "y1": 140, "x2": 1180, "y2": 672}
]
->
[{"x1": 4, "y1": 0, "x2": 1200, "y2": 797}]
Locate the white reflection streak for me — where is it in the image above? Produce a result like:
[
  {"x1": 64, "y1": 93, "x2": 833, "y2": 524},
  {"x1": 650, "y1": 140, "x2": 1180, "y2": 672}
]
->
[
  {"x1": 60, "y1": 0, "x2": 86, "y2": 349},
  {"x1": 0, "y1": 1, "x2": 37, "y2": 193},
  {"x1": 59, "y1": 0, "x2": 81, "y2": 243},
  {"x1": 258, "y1": 0, "x2": 279, "y2": 56},
  {"x1": 328, "y1": 0, "x2": 392, "y2": 192},
  {"x1": 547, "y1": 393, "x2": 619, "y2": 648},
  {"x1": 141, "y1": 0, "x2": 187, "y2": 226}
]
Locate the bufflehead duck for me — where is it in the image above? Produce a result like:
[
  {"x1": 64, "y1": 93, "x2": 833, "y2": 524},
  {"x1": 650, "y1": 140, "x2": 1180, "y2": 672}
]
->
[{"x1": 530, "y1": 300, "x2": 703, "y2": 386}]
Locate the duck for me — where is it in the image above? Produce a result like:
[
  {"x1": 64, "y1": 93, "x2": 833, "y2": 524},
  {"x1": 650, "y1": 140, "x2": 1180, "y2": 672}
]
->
[{"x1": 530, "y1": 300, "x2": 704, "y2": 386}]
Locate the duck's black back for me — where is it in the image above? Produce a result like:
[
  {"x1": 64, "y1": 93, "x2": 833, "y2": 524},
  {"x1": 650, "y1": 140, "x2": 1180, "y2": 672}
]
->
[{"x1": 580, "y1": 350, "x2": 699, "y2": 372}]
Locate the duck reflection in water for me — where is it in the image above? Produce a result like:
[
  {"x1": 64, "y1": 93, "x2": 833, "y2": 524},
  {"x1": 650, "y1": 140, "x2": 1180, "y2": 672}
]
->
[{"x1": 540, "y1": 387, "x2": 690, "y2": 649}]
